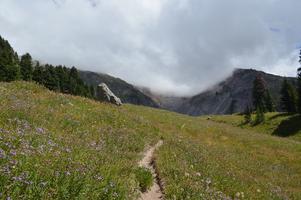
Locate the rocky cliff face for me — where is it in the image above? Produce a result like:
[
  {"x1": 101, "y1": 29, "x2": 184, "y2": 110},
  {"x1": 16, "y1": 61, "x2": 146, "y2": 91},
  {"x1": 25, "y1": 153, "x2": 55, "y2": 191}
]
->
[
  {"x1": 158, "y1": 69, "x2": 297, "y2": 116},
  {"x1": 79, "y1": 71, "x2": 160, "y2": 108}
]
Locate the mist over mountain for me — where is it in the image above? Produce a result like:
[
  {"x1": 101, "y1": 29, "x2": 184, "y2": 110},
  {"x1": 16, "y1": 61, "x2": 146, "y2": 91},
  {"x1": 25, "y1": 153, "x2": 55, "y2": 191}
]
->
[
  {"x1": 150, "y1": 68, "x2": 297, "y2": 116},
  {"x1": 1, "y1": 0, "x2": 300, "y2": 96}
]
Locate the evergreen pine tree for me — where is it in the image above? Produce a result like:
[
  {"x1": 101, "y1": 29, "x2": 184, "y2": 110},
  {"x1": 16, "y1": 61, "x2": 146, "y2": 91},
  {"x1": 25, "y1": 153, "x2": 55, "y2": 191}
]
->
[
  {"x1": 43, "y1": 64, "x2": 59, "y2": 91},
  {"x1": 264, "y1": 91, "x2": 275, "y2": 112},
  {"x1": 55, "y1": 65, "x2": 69, "y2": 93},
  {"x1": 243, "y1": 106, "x2": 252, "y2": 124},
  {"x1": 280, "y1": 79, "x2": 297, "y2": 113},
  {"x1": 254, "y1": 106, "x2": 265, "y2": 124},
  {"x1": 252, "y1": 75, "x2": 267, "y2": 112},
  {"x1": 0, "y1": 35, "x2": 20, "y2": 81},
  {"x1": 32, "y1": 61, "x2": 44, "y2": 84},
  {"x1": 20, "y1": 53, "x2": 33, "y2": 81}
]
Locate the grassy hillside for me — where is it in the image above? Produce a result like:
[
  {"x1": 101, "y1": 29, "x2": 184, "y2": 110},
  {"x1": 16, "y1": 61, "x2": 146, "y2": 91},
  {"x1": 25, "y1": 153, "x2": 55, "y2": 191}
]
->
[
  {"x1": 0, "y1": 82, "x2": 301, "y2": 199},
  {"x1": 209, "y1": 113, "x2": 301, "y2": 142}
]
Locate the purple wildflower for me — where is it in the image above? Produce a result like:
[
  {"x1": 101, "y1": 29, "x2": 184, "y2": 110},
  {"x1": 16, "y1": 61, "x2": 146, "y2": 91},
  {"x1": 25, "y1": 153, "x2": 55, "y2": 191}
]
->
[
  {"x1": 0, "y1": 148, "x2": 5, "y2": 159},
  {"x1": 10, "y1": 150, "x2": 17, "y2": 156}
]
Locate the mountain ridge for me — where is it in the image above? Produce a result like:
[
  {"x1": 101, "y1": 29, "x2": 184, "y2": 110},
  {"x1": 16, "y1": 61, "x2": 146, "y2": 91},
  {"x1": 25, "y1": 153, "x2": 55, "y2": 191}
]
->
[
  {"x1": 144, "y1": 68, "x2": 297, "y2": 115},
  {"x1": 79, "y1": 70, "x2": 160, "y2": 108}
]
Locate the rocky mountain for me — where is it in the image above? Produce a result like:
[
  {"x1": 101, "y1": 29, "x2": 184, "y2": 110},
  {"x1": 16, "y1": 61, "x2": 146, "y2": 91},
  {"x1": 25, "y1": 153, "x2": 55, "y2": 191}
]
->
[
  {"x1": 79, "y1": 71, "x2": 160, "y2": 108},
  {"x1": 156, "y1": 69, "x2": 297, "y2": 116},
  {"x1": 80, "y1": 68, "x2": 297, "y2": 116}
]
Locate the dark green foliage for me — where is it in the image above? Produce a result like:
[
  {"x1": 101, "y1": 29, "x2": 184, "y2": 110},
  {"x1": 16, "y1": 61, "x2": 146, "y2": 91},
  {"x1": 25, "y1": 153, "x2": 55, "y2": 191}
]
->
[
  {"x1": 20, "y1": 53, "x2": 33, "y2": 81},
  {"x1": 0, "y1": 35, "x2": 20, "y2": 81},
  {"x1": 89, "y1": 85, "x2": 95, "y2": 99},
  {"x1": 134, "y1": 167, "x2": 153, "y2": 192},
  {"x1": 55, "y1": 65, "x2": 70, "y2": 93},
  {"x1": 36, "y1": 65, "x2": 91, "y2": 97},
  {"x1": 252, "y1": 75, "x2": 268, "y2": 112},
  {"x1": 254, "y1": 107, "x2": 265, "y2": 124},
  {"x1": 0, "y1": 35, "x2": 93, "y2": 100},
  {"x1": 43, "y1": 64, "x2": 60, "y2": 91},
  {"x1": 252, "y1": 75, "x2": 276, "y2": 123},
  {"x1": 68, "y1": 67, "x2": 90, "y2": 97},
  {"x1": 243, "y1": 106, "x2": 252, "y2": 124},
  {"x1": 252, "y1": 75, "x2": 275, "y2": 113},
  {"x1": 32, "y1": 61, "x2": 44, "y2": 84},
  {"x1": 264, "y1": 91, "x2": 275, "y2": 112},
  {"x1": 280, "y1": 79, "x2": 297, "y2": 113}
]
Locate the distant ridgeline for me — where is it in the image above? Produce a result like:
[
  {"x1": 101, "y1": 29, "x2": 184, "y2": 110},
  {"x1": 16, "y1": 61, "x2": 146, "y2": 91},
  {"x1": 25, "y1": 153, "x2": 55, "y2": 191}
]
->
[{"x1": 0, "y1": 35, "x2": 94, "y2": 98}]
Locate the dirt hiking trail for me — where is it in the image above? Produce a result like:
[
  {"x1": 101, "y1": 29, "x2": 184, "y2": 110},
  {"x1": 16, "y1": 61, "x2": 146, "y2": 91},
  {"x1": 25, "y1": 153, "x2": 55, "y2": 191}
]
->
[{"x1": 139, "y1": 140, "x2": 164, "y2": 200}]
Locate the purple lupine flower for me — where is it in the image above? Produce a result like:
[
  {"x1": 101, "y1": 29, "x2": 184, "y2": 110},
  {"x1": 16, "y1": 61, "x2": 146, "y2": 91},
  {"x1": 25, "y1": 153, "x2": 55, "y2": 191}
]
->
[
  {"x1": 0, "y1": 148, "x2": 5, "y2": 159},
  {"x1": 36, "y1": 127, "x2": 45, "y2": 134},
  {"x1": 10, "y1": 150, "x2": 17, "y2": 156}
]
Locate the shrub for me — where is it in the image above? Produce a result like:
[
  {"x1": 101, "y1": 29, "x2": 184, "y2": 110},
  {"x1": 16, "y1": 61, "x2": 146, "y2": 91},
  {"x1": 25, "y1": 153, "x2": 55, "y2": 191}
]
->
[{"x1": 134, "y1": 167, "x2": 153, "y2": 192}]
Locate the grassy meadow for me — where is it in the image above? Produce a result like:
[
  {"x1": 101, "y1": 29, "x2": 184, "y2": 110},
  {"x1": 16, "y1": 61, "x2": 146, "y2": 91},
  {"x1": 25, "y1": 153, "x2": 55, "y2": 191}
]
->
[{"x1": 0, "y1": 82, "x2": 301, "y2": 199}]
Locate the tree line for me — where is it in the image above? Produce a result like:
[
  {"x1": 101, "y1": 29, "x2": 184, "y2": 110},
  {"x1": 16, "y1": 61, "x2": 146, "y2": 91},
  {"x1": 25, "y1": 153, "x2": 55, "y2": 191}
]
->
[
  {"x1": 245, "y1": 50, "x2": 301, "y2": 124},
  {"x1": 0, "y1": 35, "x2": 95, "y2": 98}
]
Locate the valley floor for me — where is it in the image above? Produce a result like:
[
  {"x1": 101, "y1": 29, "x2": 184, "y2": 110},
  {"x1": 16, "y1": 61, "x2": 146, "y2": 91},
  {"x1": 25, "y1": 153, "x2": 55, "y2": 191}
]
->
[{"x1": 0, "y1": 82, "x2": 300, "y2": 199}]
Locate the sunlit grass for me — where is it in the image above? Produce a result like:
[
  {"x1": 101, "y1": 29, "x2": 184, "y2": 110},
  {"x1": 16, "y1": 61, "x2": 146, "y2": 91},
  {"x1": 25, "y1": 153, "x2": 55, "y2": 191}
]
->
[{"x1": 0, "y1": 81, "x2": 301, "y2": 199}]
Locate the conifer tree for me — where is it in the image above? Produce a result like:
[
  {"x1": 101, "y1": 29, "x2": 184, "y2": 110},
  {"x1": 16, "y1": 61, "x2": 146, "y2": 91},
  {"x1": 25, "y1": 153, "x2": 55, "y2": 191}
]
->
[
  {"x1": 243, "y1": 106, "x2": 252, "y2": 124},
  {"x1": 280, "y1": 79, "x2": 297, "y2": 113},
  {"x1": 252, "y1": 75, "x2": 267, "y2": 112},
  {"x1": 254, "y1": 106, "x2": 265, "y2": 124},
  {"x1": 43, "y1": 64, "x2": 59, "y2": 91},
  {"x1": 264, "y1": 91, "x2": 275, "y2": 112},
  {"x1": 0, "y1": 36, "x2": 20, "y2": 81},
  {"x1": 55, "y1": 65, "x2": 69, "y2": 93},
  {"x1": 32, "y1": 61, "x2": 44, "y2": 84},
  {"x1": 20, "y1": 53, "x2": 33, "y2": 81}
]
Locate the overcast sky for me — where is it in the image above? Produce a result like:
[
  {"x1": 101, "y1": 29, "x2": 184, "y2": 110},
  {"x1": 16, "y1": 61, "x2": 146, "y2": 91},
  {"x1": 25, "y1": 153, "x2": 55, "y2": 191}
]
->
[{"x1": 1, "y1": 0, "x2": 301, "y2": 96}]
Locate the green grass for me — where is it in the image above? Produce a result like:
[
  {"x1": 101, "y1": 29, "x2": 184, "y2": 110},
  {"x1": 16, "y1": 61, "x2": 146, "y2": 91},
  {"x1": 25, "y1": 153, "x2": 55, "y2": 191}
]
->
[
  {"x1": 134, "y1": 167, "x2": 153, "y2": 192},
  {"x1": 209, "y1": 113, "x2": 301, "y2": 142},
  {"x1": 0, "y1": 82, "x2": 301, "y2": 199}
]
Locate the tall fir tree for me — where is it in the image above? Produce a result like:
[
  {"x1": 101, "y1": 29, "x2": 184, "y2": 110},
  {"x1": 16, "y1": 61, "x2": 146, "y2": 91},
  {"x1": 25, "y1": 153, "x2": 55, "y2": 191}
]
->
[
  {"x1": 43, "y1": 64, "x2": 59, "y2": 91},
  {"x1": 0, "y1": 35, "x2": 20, "y2": 81},
  {"x1": 298, "y1": 49, "x2": 301, "y2": 113},
  {"x1": 32, "y1": 61, "x2": 44, "y2": 84},
  {"x1": 20, "y1": 53, "x2": 33, "y2": 81},
  {"x1": 243, "y1": 106, "x2": 252, "y2": 124},
  {"x1": 252, "y1": 75, "x2": 267, "y2": 112},
  {"x1": 264, "y1": 91, "x2": 275, "y2": 112},
  {"x1": 280, "y1": 79, "x2": 297, "y2": 113},
  {"x1": 55, "y1": 65, "x2": 69, "y2": 93}
]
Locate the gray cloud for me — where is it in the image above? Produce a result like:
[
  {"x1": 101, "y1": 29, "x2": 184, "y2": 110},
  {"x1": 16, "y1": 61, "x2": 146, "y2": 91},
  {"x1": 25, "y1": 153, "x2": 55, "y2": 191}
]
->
[{"x1": 0, "y1": 0, "x2": 301, "y2": 96}]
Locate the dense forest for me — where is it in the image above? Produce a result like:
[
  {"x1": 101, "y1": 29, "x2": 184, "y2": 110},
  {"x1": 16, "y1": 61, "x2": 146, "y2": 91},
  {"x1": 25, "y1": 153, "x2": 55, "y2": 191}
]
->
[{"x1": 0, "y1": 35, "x2": 94, "y2": 98}]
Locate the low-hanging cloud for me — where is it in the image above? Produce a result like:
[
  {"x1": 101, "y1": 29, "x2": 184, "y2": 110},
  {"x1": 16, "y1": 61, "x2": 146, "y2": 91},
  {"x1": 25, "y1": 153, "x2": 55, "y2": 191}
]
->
[{"x1": 1, "y1": 0, "x2": 301, "y2": 96}]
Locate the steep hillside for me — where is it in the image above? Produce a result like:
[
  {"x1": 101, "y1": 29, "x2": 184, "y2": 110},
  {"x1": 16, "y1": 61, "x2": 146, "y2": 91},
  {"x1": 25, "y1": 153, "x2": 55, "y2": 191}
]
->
[
  {"x1": 79, "y1": 71, "x2": 159, "y2": 108},
  {"x1": 175, "y1": 69, "x2": 296, "y2": 116},
  {"x1": 0, "y1": 82, "x2": 300, "y2": 199}
]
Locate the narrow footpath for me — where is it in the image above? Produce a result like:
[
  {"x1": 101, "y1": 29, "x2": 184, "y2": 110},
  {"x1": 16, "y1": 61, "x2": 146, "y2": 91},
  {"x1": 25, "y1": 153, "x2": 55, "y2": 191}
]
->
[{"x1": 139, "y1": 140, "x2": 164, "y2": 200}]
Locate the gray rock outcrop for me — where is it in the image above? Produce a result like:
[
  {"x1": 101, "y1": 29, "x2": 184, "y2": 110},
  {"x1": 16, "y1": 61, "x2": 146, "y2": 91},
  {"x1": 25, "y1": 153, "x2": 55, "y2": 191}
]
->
[
  {"x1": 79, "y1": 71, "x2": 159, "y2": 108},
  {"x1": 97, "y1": 83, "x2": 122, "y2": 106}
]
